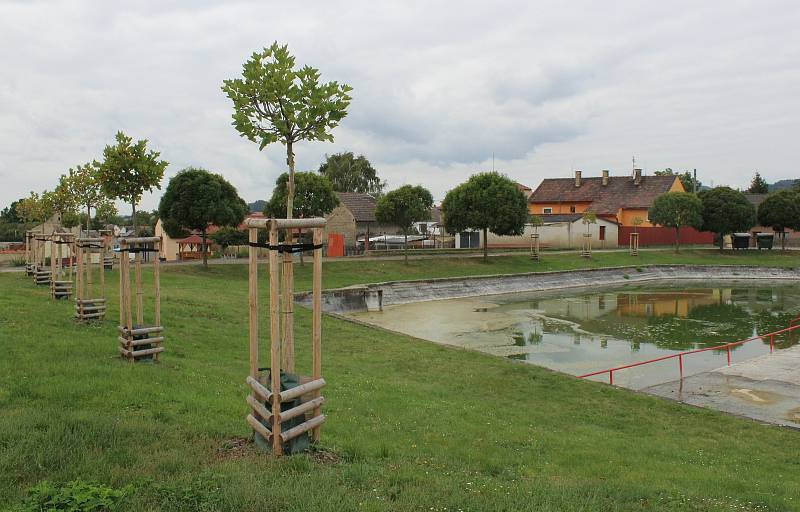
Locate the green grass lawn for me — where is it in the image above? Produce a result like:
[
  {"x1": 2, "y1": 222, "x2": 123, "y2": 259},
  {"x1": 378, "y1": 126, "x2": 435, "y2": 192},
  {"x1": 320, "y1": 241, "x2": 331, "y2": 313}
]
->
[{"x1": 1, "y1": 250, "x2": 799, "y2": 511}]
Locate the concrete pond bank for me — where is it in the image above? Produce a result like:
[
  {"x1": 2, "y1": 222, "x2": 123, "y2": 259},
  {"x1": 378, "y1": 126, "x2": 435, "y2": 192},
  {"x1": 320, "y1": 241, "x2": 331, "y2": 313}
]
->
[{"x1": 296, "y1": 264, "x2": 800, "y2": 313}]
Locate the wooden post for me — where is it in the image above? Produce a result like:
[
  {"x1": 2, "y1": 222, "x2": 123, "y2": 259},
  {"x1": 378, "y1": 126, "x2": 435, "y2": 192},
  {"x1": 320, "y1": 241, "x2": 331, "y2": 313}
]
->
[
  {"x1": 153, "y1": 239, "x2": 161, "y2": 362},
  {"x1": 119, "y1": 242, "x2": 125, "y2": 329},
  {"x1": 134, "y1": 251, "x2": 143, "y2": 326},
  {"x1": 99, "y1": 240, "x2": 106, "y2": 302},
  {"x1": 123, "y1": 244, "x2": 133, "y2": 361},
  {"x1": 311, "y1": 227, "x2": 323, "y2": 442},
  {"x1": 75, "y1": 241, "x2": 82, "y2": 315},
  {"x1": 269, "y1": 224, "x2": 282, "y2": 455},
  {"x1": 282, "y1": 245, "x2": 295, "y2": 373},
  {"x1": 248, "y1": 228, "x2": 258, "y2": 379},
  {"x1": 50, "y1": 235, "x2": 56, "y2": 298}
]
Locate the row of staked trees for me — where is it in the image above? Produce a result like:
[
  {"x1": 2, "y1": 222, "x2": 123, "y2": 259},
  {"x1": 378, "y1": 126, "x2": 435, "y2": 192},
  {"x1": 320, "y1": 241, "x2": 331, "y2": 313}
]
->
[{"x1": 648, "y1": 182, "x2": 800, "y2": 252}]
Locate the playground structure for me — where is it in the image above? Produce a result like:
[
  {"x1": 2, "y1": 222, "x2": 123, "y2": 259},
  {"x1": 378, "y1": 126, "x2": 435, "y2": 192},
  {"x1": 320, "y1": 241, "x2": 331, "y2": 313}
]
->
[
  {"x1": 75, "y1": 237, "x2": 108, "y2": 320},
  {"x1": 50, "y1": 232, "x2": 75, "y2": 300},
  {"x1": 33, "y1": 233, "x2": 52, "y2": 286},
  {"x1": 245, "y1": 217, "x2": 326, "y2": 456},
  {"x1": 117, "y1": 237, "x2": 164, "y2": 362},
  {"x1": 629, "y1": 232, "x2": 640, "y2": 256}
]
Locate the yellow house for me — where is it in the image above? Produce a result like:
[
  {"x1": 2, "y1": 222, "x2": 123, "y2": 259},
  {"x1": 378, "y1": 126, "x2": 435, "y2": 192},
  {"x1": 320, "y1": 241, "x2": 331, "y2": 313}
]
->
[{"x1": 528, "y1": 169, "x2": 684, "y2": 227}]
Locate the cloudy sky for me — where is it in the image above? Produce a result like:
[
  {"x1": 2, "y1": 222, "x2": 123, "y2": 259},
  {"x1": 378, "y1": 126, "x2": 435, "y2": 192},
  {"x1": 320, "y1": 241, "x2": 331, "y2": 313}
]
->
[{"x1": 1, "y1": 1, "x2": 798, "y2": 211}]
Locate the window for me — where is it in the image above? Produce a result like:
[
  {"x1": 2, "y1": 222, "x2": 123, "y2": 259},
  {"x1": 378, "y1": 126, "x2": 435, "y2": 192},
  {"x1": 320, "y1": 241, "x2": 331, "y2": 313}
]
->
[
  {"x1": 418, "y1": 223, "x2": 427, "y2": 234},
  {"x1": 543, "y1": 207, "x2": 553, "y2": 214},
  {"x1": 599, "y1": 226, "x2": 606, "y2": 241},
  {"x1": 570, "y1": 206, "x2": 576, "y2": 213}
]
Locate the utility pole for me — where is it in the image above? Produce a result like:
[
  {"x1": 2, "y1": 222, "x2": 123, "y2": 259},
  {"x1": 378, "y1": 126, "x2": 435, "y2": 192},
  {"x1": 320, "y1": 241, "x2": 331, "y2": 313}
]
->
[{"x1": 693, "y1": 168, "x2": 697, "y2": 194}]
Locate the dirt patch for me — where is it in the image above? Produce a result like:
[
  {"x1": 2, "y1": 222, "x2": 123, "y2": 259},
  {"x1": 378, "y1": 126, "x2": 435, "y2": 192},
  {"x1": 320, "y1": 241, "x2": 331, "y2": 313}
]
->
[
  {"x1": 217, "y1": 437, "x2": 253, "y2": 460},
  {"x1": 310, "y1": 448, "x2": 341, "y2": 465}
]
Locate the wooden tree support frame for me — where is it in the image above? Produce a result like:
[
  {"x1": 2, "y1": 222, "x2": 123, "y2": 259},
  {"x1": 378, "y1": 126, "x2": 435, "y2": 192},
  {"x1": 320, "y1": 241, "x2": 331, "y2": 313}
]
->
[
  {"x1": 245, "y1": 217, "x2": 326, "y2": 456},
  {"x1": 25, "y1": 230, "x2": 36, "y2": 276},
  {"x1": 629, "y1": 232, "x2": 640, "y2": 256},
  {"x1": 530, "y1": 233, "x2": 540, "y2": 261},
  {"x1": 50, "y1": 232, "x2": 75, "y2": 299},
  {"x1": 118, "y1": 237, "x2": 164, "y2": 362},
  {"x1": 581, "y1": 233, "x2": 592, "y2": 258},
  {"x1": 33, "y1": 233, "x2": 52, "y2": 286},
  {"x1": 75, "y1": 237, "x2": 109, "y2": 320}
]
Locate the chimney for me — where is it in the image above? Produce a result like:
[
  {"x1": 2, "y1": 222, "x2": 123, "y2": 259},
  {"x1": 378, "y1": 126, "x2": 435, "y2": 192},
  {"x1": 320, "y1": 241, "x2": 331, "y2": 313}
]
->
[
  {"x1": 602, "y1": 170, "x2": 610, "y2": 186},
  {"x1": 633, "y1": 168, "x2": 642, "y2": 186},
  {"x1": 574, "y1": 170, "x2": 582, "y2": 187}
]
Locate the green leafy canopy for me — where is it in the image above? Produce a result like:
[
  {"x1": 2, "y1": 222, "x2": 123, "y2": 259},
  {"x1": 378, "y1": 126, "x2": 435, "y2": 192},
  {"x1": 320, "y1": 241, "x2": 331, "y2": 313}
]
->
[
  {"x1": 648, "y1": 192, "x2": 703, "y2": 230},
  {"x1": 442, "y1": 172, "x2": 529, "y2": 236},
  {"x1": 265, "y1": 172, "x2": 340, "y2": 218},
  {"x1": 158, "y1": 168, "x2": 249, "y2": 238},
  {"x1": 375, "y1": 185, "x2": 433, "y2": 232},
  {"x1": 698, "y1": 186, "x2": 756, "y2": 236},
  {"x1": 98, "y1": 131, "x2": 168, "y2": 207},
  {"x1": 318, "y1": 152, "x2": 385, "y2": 196},
  {"x1": 757, "y1": 189, "x2": 800, "y2": 232}
]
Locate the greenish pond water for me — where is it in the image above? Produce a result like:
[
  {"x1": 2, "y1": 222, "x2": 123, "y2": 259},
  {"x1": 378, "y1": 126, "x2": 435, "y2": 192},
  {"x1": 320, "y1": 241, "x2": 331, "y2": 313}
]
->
[{"x1": 351, "y1": 281, "x2": 800, "y2": 389}]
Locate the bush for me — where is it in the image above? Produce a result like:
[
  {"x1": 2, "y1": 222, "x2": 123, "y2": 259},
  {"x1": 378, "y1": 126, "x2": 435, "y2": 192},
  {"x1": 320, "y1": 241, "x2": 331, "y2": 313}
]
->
[{"x1": 22, "y1": 480, "x2": 130, "y2": 511}]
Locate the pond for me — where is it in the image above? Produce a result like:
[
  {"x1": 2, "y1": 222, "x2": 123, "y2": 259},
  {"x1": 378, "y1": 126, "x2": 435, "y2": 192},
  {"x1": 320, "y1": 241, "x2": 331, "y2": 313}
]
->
[{"x1": 350, "y1": 281, "x2": 800, "y2": 389}]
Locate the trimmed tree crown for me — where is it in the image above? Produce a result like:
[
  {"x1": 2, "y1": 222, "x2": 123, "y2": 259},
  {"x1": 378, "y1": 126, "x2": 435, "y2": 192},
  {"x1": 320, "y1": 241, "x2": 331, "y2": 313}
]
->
[
  {"x1": 698, "y1": 186, "x2": 756, "y2": 235},
  {"x1": 265, "y1": 172, "x2": 340, "y2": 218},
  {"x1": 375, "y1": 185, "x2": 433, "y2": 232},
  {"x1": 442, "y1": 172, "x2": 528, "y2": 236}
]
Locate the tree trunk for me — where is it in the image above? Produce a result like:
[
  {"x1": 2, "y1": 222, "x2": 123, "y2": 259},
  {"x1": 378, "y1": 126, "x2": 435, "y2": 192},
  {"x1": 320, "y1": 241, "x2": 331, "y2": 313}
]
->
[
  {"x1": 719, "y1": 233, "x2": 724, "y2": 251},
  {"x1": 131, "y1": 202, "x2": 137, "y2": 235},
  {"x1": 85, "y1": 203, "x2": 92, "y2": 235},
  {"x1": 286, "y1": 141, "x2": 295, "y2": 220},
  {"x1": 781, "y1": 231, "x2": 786, "y2": 251},
  {"x1": 404, "y1": 231, "x2": 408, "y2": 265},
  {"x1": 201, "y1": 228, "x2": 208, "y2": 268},
  {"x1": 675, "y1": 226, "x2": 681, "y2": 253},
  {"x1": 483, "y1": 227, "x2": 488, "y2": 262}
]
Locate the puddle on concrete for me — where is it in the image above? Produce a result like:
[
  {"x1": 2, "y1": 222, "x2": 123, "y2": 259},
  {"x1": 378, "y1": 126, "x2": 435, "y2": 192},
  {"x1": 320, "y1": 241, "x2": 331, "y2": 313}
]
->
[{"x1": 351, "y1": 282, "x2": 800, "y2": 390}]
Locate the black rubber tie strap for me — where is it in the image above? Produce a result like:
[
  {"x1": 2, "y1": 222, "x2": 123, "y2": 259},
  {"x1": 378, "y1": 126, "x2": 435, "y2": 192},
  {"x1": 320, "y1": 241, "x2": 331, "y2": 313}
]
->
[{"x1": 248, "y1": 242, "x2": 323, "y2": 253}]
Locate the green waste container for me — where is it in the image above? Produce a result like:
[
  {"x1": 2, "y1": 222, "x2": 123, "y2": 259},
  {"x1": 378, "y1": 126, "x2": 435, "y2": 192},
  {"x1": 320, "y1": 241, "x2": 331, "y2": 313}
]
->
[{"x1": 756, "y1": 233, "x2": 774, "y2": 250}]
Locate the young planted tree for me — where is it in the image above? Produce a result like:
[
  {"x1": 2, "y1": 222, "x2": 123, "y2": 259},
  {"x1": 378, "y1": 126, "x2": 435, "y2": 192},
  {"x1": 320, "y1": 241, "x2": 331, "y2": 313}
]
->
[
  {"x1": 16, "y1": 192, "x2": 47, "y2": 228},
  {"x1": 44, "y1": 175, "x2": 80, "y2": 228},
  {"x1": 442, "y1": 172, "x2": 529, "y2": 262},
  {"x1": 698, "y1": 187, "x2": 757, "y2": 250},
  {"x1": 318, "y1": 152, "x2": 385, "y2": 196},
  {"x1": 375, "y1": 185, "x2": 433, "y2": 264},
  {"x1": 648, "y1": 191, "x2": 703, "y2": 252},
  {"x1": 67, "y1": 161, "x2": 117, "y2": 234},
  {"x1": 757, "y1": 189, "x2": 800, "y2": 250},
  {"x1": 748, "y1": 172, "x2": 769, "y2": 194},
  {"x1": 222, "y1": 42, "x2": 352, "y2": 220},
  {"x1": 158, "y1": 168, "x2": 249, "y2": 268},
  {"x1": 98, "y1": 131, "x2": 168, "y2": 234}
]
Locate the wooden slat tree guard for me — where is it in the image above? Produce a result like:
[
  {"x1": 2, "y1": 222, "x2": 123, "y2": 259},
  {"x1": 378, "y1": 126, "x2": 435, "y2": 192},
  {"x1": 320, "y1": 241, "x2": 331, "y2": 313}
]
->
[
  {"x1": 33, "y1": 233, "x2": 52, "y2": 286},
  {"x1": 629, "y1": 232, "x2": 640, "y2": 256},
  {"x1": 581, "y1": 233, "x2": 592, "y2": 258},
  {"x1": 50, "y1": 232, "x2": 75, "y2": 299},
  {"x1": 75, "y1": 237, "x2": 108, "y2": 320},
  {"x1": 25, "y1": 230, "x2": 36, "y2": 276},
  {"x1": 530, "y1": 233, "x2": 540, "y2": 261},
  {"x1": 245, "y1": 217, "x2": 326, "y2": 456},
  {"x1": 118, "y1": 237, "x2": 164, "y2": 362}
]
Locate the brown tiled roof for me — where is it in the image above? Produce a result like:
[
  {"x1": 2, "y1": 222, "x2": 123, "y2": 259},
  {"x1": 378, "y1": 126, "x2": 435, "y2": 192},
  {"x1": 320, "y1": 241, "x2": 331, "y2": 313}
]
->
[
  {"x1": 335, "y1": 192, "x2": 377, "y2": 222},
  {"x1": 529, "y1": 175, "x2": 679, "y2": 214}
]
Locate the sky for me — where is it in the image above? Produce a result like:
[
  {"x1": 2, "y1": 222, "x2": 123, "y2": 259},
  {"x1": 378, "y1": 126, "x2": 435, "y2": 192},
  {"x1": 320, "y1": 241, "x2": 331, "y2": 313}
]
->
[{"x1": 1, "y1": 0, "x2": 798, "y2": 212}]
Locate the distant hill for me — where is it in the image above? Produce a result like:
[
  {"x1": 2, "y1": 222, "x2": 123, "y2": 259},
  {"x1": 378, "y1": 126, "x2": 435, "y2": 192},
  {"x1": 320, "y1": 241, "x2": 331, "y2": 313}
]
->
[
  {"x1": 248, "y1": 200, "x2": 266, "y2": 213},
  {"x1": 768, "y1": 179, "x2": 799, "y2": 192}
]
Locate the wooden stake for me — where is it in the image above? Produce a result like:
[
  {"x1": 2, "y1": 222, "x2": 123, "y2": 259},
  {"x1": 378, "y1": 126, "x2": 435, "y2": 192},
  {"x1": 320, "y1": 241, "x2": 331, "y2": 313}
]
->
[
  {"x1": 153, "y1": 239, "x2": 161, "y2": 362},
  {"x1": 281, "y1": 244, "x2": 294, "y2": 373},
  {"x1": 134, "y1": 250, "x2": 143, "y2": 326},
  {"x1": 269, "y1": 224, "x2": 282, "y2": 455},
  {"x1": 312, "y1": 227, "x2": 323, "y2": 442},
  {"x1": 248, "y1": 228, "x2": 258, "y2": 379}
]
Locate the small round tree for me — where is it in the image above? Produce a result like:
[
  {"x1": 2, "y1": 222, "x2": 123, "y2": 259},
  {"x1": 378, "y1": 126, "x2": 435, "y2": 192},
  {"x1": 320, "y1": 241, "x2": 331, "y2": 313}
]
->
[
  {"x1": 318, "y1": 152, "x2": 385, "y2": 196},
  {"x1": 757, "y1": 189, "x2": 800, "y2": 251},
  {"x1": 375, "y1": 185, "x2": 433, "y2": 264},
  {"x1": 98, "y1": 131, "x2": 168, "y2": 234},
  {"x1": 648, "y1": 192, "x2": 703, "y2": 253},
  {"x1": 698, "y1": 187, "x2": 756, "y2": 250},
  {"x1": 264, "y1": 172, "x2": 340, "y2": 219},
  {"x1": 442, "y1": 172, "x2": 529, "y2": 262},
  {"x1": 66, "y1": 161, "x2": 116, "y2": 234},
  {"x1": 210, "y1": 227, "x2": 248, "y2": 258},
  {"x1": 158, "y1": 168, "x2": 249, "y2": 268}
]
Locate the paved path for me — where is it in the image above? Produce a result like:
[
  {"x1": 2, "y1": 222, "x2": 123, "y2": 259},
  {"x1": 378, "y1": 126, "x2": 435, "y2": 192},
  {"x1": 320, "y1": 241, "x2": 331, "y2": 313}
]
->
[{"x1": 645, "y1": 345, "x2": 800, "y2": 429}]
